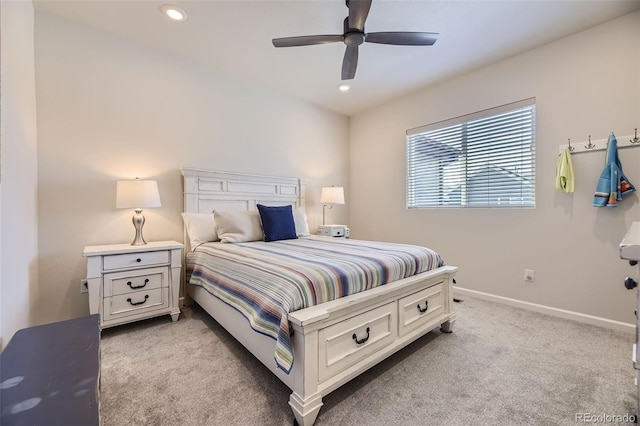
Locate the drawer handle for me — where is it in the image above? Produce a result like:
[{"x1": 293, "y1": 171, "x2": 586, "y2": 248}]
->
[
  {"x1": 352, "y1": 327, "x2": 370, "y2": 345},
  {"x1": 127, "y1": 279, "x2": 149, "y2": 290},
  {"x1": 126, "y1": 295, "x2": 149, "y2": 306},
  {"x1": 136, "y1": 258, "x2": 142, "y2": 263},
  {"x1": 417, "y1": 300, "x2": 429, "y2": 313}
]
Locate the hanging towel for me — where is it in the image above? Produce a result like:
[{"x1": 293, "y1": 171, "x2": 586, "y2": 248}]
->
[
  {"x1": 593, "y1": 133, "x2": 636, "y2": 207},
  {"x1": 556, "y1": 148, "x2": 575, "y2": 193}
]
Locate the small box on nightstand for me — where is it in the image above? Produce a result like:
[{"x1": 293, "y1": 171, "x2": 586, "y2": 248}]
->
[{"x1": 318, "y1": 225, "x2": 349, "y2": 238}]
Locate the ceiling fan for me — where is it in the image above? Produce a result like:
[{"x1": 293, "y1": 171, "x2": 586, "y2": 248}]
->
[{"x1": 272, "y1": 0, "x2": 438, "y2": 80}]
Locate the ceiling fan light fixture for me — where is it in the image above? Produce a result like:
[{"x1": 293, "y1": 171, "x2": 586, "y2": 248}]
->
[
  {"x1": 161, "y1": 4, "x2": 187, "y2": 21},
  {"x1": 338, "y1": 83, "x2": 352, "y2": 92}
]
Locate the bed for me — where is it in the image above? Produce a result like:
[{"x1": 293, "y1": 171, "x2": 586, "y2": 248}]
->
[{"x1": 181, "y1": 168, "x2": 457, "y2": 426}]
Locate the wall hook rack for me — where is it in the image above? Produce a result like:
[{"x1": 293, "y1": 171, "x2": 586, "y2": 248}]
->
[
  {"x1": 631, "y1": 128, "x2": 639, "y2": 145},
  {"x1": 558, "y1": 132, "x2": 640, "y2": 155},
  {"x1": 585, "y1": 135, "x2": 596, "y2": 150}
]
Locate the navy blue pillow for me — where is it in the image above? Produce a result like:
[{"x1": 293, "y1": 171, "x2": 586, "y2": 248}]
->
[{"x1": 256, "y1": 204, "x2": 298, "y2": 242}]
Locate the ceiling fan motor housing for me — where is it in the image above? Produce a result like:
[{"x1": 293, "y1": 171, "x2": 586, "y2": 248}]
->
[
  {"x1": 343, "y1": 17, "x2": 365, "y2": 46},
  {"x1": 344, "y1": 32, "x2": 365, "y2": 46}
]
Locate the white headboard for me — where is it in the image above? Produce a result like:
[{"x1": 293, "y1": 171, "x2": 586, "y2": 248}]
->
[
  {"x1": 180, "y1": 168, "x2": 307, "y2": 299},
  {"x1": 182, "y1": 168, "x2": 307, "y2": 214}
]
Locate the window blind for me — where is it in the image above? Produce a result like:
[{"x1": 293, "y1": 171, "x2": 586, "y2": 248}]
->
[{"x1": 406, "y1": 98, "x2": 536, "y2": 208}]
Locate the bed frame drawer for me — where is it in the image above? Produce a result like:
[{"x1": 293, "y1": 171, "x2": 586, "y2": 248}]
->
[
  {"x1": 103, "y1": 287, "x2": 169, "y2": 321},
  {"x1": 103, "y1": 250, "x2": 169, "y2": 271},
  {"x1": 104, "y1": 267, "x2": 168, "y2": 297},
  {"x1": 398, "y1": 282, "x2": 444, "y2": 336},
  {"x1": 318, "y1": 301, "x2": 398, "y2": 382}
]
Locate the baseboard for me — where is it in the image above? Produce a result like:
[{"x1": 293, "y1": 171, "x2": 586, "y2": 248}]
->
[{"x1": 454, "y1": 287, "x2": 635, "y2": 333}]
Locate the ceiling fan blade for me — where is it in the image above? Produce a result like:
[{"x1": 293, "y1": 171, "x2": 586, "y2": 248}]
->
[
  {"x1": 365, "y1": 32, "x2": 439, "y2": 46},
  {"x1": 341, "y1": 45, "x2": 359, "y2": 80},
  {"x1": 347, "y1": 0, "x2": 372, "y2": 31},
  {"x1": 272, "y1": 35, "x2": 343, "y2": 48}
]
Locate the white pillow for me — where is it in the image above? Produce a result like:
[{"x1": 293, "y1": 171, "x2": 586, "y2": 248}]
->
[
  {"x1": 181, "y1": 213, "x2": 218, "y2": 251},
  {"x1": 214, "y1": 210, "x2": 264, "y2": 243},
  {"x1": 293, "y1": 208, "x2": 310, "y2": 236}
]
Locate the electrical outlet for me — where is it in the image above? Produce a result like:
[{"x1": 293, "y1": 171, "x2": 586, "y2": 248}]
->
[
  {"x1": 524, "y1": 269, "x2": 535, "y2": 282},
  {"x1": 80, "y1": 279, "x2": 89, "y2": 293}
]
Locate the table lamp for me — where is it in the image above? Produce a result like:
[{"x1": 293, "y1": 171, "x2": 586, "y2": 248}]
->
[
  {"x1": 116, "y1": 179, "x2": 161, "y2": 245},
  {"x1": 320, "y1": 186, "x2": 345, "y2": 225}
]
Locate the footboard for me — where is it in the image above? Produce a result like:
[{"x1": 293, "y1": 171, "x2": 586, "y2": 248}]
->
[{"x1": 287, "y1": 265, "x2": 457, "y2": 426}]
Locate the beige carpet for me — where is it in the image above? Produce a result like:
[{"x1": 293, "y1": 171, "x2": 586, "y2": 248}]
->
[{"x1": 100, "y1": 296, "x2": 637, "y2": 425}]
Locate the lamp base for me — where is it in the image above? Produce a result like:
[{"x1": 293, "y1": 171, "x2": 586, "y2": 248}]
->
[
  {"x1": 131, "y1": 209, "x2": 147, "y2": 246},
  {"x1": 322, "y1": 204, "x2": 334, "y2": 226}
]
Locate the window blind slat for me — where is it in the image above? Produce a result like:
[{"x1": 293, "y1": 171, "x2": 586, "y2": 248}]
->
[{"x1": 406, "y1": 99, "x2": 536, "y2": 209}]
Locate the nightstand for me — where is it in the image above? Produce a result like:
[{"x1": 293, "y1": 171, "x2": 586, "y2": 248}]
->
[{"x1": 83, "y1": 240, "x2": 183, "y2": 329}]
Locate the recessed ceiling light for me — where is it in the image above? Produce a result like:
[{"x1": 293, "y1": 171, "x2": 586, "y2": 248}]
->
[
  {"x1": 161, "y1": 4, "x2": 187, "y2": 22},
  {"x1": 338, "y1": 83, "x2": 351, "y2": 92}
]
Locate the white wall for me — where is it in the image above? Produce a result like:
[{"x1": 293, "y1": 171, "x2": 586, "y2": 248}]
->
[
  {"x1": 350, "y1": 12, "x2": 640, "y2": 324},
  {"x1": 34, "y1": 12, "x2": 349, "y2": 324},
  {"x1": 1, "y1": 1, "x2": 40, "y2": 345}
]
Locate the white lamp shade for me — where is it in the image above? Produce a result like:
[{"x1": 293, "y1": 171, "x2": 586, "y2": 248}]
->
[
  {"x1": 320, "y1": 186, "x2": 345, "y2": 205},
  {"x1": 116, "y1": 180, "x2": 161, "y2": 209}
]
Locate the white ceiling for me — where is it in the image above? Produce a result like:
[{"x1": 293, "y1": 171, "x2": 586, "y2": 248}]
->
[{"x1": 34, "y1": 0, "x2": 640, "y2": 116}]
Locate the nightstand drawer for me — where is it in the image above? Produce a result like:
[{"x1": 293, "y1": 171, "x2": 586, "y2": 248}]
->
[
  {"x1": 104, "y1": 267, "x2": 167, "y2": 297},
  {"x1": 104, "y1": 288, "x2": 169, "y2": 320},
  {"x1": 103, "y1": 250, "x2": 169, "y2": 271}
]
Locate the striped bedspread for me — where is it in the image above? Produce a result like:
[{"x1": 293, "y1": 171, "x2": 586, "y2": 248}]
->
[{"x1": 186, "y1": 236, "x2": 444, "y2": 374}]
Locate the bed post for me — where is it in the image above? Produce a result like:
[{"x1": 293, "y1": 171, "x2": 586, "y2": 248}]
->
[
  {"x1": 298, "y1": 178, "x2": 307, "y2": 210},
  {"x1": 289, "y1": 393, "x2": 323, "y2": 426},
  {"x1": 181, "y1": 168, "x2": 198, "y2": 306},
  {"x1": 288, "y1": 317, "x2": 322, "y2": 426},
  {"x1": 440, "y1": 273, "x2": 457, "y2": 333}
]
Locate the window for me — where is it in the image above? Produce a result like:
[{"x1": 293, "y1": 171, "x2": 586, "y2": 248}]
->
[{"x1": 406, "y1": 99, "x2": 535, "y2": 208}]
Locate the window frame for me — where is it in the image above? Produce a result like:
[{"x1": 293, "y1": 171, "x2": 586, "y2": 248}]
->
[{"x1": 406, "y1": 98, "x2": 536, "y2": 209}]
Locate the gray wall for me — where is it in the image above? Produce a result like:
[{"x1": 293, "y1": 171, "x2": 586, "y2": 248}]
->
[
  {"x1": 0, "y1": 1, "x2": 40, "y2": 345},
  {"x1": 33, "y1": 11, "x2": 350, "y2": 325},
  {"x1": 349, "y1": 11, "x2": 640, "y2": 324}
]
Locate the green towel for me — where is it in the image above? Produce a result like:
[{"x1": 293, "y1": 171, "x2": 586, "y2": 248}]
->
[{"x1": 556, "y1": 148, "x2": 574, "y2": 193}]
